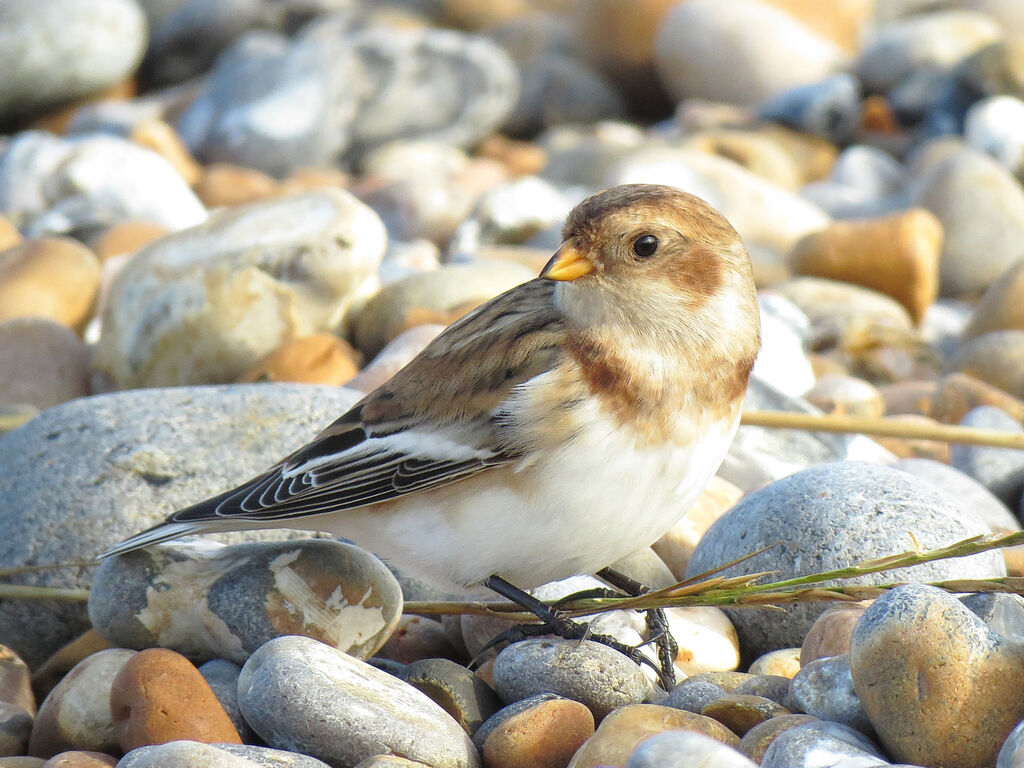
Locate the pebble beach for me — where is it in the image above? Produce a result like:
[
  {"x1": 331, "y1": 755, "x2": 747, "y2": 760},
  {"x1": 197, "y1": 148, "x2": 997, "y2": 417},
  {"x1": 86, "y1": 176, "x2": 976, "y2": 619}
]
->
[{"x1": 4, "y1": 0, "x2": 1024, "y2": 766}]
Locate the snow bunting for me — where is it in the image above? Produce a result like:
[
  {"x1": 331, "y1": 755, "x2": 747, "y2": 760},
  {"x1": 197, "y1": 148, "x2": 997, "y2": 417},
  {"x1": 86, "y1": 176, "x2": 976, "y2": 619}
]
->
[{"x1": 102, "y1": 184, "x2": 760, "y2": 598}]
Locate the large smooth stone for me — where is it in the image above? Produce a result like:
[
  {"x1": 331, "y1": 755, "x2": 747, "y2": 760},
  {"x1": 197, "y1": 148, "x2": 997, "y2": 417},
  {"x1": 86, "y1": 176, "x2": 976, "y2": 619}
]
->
[
  {"x1": 0, "y1": 384, "x2": 362, "y2": 667},
  {"x1": 686, "y1": 461, "x2": 1004, "y2": 660},
  {"x1": 238, "y1": 635, "x2": 480, "y2": 768},
  {"x1": 92, "y1": 189, "x2": 383, "y2": 388},
  {"x1": 851, "y1": 583, "x2": 1024, "y2": 767},
  {"x1": 90, "y1": 539, "x2": 402, "y2": 664},
  {"x1": 653, "y1": 0, "x2": 847, "y2": 107},
  {"x1": 0, "y1": 0, "x2": 146, "y2": 124}
]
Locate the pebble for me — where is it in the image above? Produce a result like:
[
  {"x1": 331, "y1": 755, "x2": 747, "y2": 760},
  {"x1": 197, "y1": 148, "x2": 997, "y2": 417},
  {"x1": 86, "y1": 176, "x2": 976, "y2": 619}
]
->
[
  {"x1": 0, "y1": 239, "x2": 101, "y2": 333},
  {"x1": 567, "y1": 703, "x2": 739, "y2": 768},
  {"x1": 0, "y1": 702, "x2": 32, "y2": 757},
  {"x1": 41, "y1": 753, "x2": 117, "y2": 767},
  {"x1": 734, "y1": 675, "x2": 791, "y2": 705},
  {"x1": 118, "y1": 741, "x2": 333, "y2": 768},
  {"x1": 746, "y1": 649, "x2": 802, "y2": 679},
  {"x1": 350, "y1": 261, "x2": 533, "y2": 359},
  {"x1": 851, "y1": 583, "x2": 1024, "y2": 766},
  {"x1": 239, "y1": 333, "x2": 361, "y2": 386},
  {"x1": 759, "y1": 73, "x2": 861, "y2": 145},
  {"x1": 0, "y1": 648, "x2": 33, "y2": 719},
  {"x1": 194, "y1": 164, "x2": 281, "y2": 209},
  {"x1": 932, "y1": 371, "x2": 1024, "y2": 424},
  {"x1": 0, "y1": 384, "x2": 363, "y2": 667},
  {"x1": 0, "y1": 0, "x2": 146, "y2": 124},
  {"x1": 910, "y1": 147, "x2": 1024, "y2": 297},
  {"x1": 761, "y1": 721, "x2": 888, "y2": 768},
  {"x1": 109, "y1": 648, "x2": 241, "y2": 751},
  {"x1": 92, "y1": 189, "x2": 383, "y2": 389},
  {"x1": 962, "y1": 592, "x2": 1024, "y2": 644},
  {"x1": 787, "y1": 209, "x2": 941, "y2": 325},
  {"x1": 652, "y1": 475, "x2": 743, "y2": 580},
  {"x1": 999, "y1": 719, "x2": 1024, "y2": 768},
  {"x1": 957, "y1": 34, "x2": 1024, "y2": 100},
  {"x1": 654, "y1": 0, "x2": 847, "y2": 107},
  {"x1": 701, "y1": 694, "x2": 789, "y2": 736},
  {"x1": 478, "y1": 696, "x2": 595, "y2": 768},
  {"x1": 856, "y1": 10, "x2": 1002, "y2": 93},
  {"x1": 753, "y1": 294, "x2": 816, "y2": 398},
  {"x1": 88, "y1": 221, "x2": 168, "y2": 261},
  {"x1": 965, "y1": 260, "x2": 1024, "y2": 340},
  {"x1": 129, "y1": 119, "x2": 202, "y2": 188},
  {"x1": 90, "y1": 538, "x2": 403, "y2": 664},
  {"x1": 401, "y1": 658, "x2": 501, "y2": 735},
  {"x1": 623, "y1": 730, "x2": 757, "y2": 768},
  {"x1": 950, "y1": 406, "x2": 1024, "y2": 507},
  {"x1": 237, "y1": 635, "x2": 480, "y2": 768},
  {"x1": 492, "y1": 639, "x2": 651, "y2": 720},
  {"x1": 375, "y1": 616, "x2": 461, "y2": 665},
  {"x1": 0, "y1": 318, "x2": 89, "y2": 411},
  {"x1": 0, "y1": 132, "x2": 206, "y2": 237},
  {"x1": 0, "y1": 215, "x2": 20, "y2": 251},
  {"x1": 28, "y1": 649, "x2": 136, "y2": 758},
  {"x1": 738, "y1": 714, "x2": 819, "y2": 763},
  {"x1": 805, "y1": 375, "x2": 886, "y2": 419},
  {"x1": 965, "y1": 95, "x2": 1024, "y2": 176},
  {"x1": 663, "y1": 681, "x2": 727, "y2": 714},
  {"x1": 687, "y1": 461, "x2": 1004, "y2": 659},
  {"x1": 950, "y1": 330, "x2": 1024, "y2": 400},
  {"x1": 900, "y1": 457, "x2": 1021, "y2": 534},
  {"x1": 353, "y1": 758, "x2": 431, "y2": 768},
  {"x1": 800, "y1": 604, "x2": 868, "y2": 665},
  {"x1": 787, "y1": 654, "x2": 872, "y2": 734}
]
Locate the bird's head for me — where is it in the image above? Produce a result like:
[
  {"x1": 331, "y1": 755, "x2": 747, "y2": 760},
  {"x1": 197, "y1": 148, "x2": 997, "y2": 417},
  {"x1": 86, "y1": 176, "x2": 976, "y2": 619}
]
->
[{"x1": 542, "y1": 183, "x2": 760, "y2": 359}]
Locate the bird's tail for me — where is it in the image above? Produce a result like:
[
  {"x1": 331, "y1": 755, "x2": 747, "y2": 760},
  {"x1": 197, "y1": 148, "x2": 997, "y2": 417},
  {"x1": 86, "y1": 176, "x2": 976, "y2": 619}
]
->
[{"x1": 96, "y1": 522, "x2": 208, "y2": 560}]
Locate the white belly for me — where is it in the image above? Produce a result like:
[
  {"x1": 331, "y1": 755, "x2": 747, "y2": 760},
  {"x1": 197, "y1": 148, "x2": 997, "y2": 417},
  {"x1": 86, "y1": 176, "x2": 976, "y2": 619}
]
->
[{"x1": 315, "y1": 405, "x2": 741, "y2": 592}]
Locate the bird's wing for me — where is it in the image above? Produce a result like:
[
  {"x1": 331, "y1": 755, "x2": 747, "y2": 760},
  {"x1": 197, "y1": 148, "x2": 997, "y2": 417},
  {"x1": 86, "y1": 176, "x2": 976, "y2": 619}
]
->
[{"x1": 172, "y1": 278, "x2": 566, "y2": 525}]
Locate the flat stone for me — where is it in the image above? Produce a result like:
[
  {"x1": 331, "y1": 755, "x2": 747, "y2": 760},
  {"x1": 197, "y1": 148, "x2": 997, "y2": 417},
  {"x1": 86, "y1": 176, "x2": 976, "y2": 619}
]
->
[
  {"x1": 238, "y1": 635, "x2": 479, "y2": 768},
  {"x1": 701, "y1": 694, "x2": 789, "y2": 736}
]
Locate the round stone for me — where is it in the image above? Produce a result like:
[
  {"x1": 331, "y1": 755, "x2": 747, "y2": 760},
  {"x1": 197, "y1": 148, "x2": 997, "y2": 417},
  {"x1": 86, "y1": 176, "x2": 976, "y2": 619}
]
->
[
  {"x1": 950, "y1": 406, "x2": 1024, "y2": 506},
  {"x1": 0, "y1": 239, "x2": 100, "y2": 332},
  {"x1": 481, "y1": 696, "x2": 594, "y2": 768},
  {"x1": 686, "y1": 461, "x2": 1005, "y2": 659},
  {"x1": 0, "y1": 318, "x2": 89, "y2": 411},
  {"x1": 760, "y1": 721, "x2": 886, "y2": 768},
  {"x1": 701, "y1": 694, "x2": 789, "y2": 736},
  {"x1": 950, "y1": 330, "x2": 1024, "y2": 400},
  {"x1": 109, "y1": 648, "x2": 241, "y2": 751},
  {"x1": 239, "y1": 333, "x2": 360, "y2": 386},
  {"x1": 800, "y1": 604, "x2": 868, "y2": 665},
  {"x1": 401, "y1": 658, "x2": 502, "y2": 735},
  {"x1": 738, "y1": 714, "x2": 818, "y2": 764},
  {"x1": 787, "y1": 654, "x2": 871, "y2": 734}
]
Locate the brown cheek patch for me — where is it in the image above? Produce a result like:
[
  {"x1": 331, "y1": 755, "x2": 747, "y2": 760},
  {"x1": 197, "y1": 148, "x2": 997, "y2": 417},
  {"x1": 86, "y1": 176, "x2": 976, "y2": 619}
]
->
[
  {"x1": 666, "y1": 245, "x2": 724, "y2": 304},
  {"x1": 564, "y1": 332, "x2": 656, "y2": 432}
]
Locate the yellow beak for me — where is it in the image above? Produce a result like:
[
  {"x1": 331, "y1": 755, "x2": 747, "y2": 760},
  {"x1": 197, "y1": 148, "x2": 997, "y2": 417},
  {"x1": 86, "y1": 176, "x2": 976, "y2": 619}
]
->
[{"x1": 541, "y1": 241, "x2": 595, "y2": 281}]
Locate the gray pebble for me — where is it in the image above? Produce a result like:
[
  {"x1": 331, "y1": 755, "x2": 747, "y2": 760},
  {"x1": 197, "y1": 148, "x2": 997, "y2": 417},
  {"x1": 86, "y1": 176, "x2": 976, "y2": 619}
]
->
[
  {"x1": 961, "y1": 592, "x2": 1024, "y2": 644},
  {"x1": 759, "y1": 74, "x2": 861, "y2": 144},
  {"x1": 951, "y1": 406, "x2": 1024, "y2": 507},
  {"x1": 0, "y1": 702, "x2": 32, "y2": 757},
  {"x1": 895, "y1": 457, "x2": 1020, "y2": 534},
  {"x1": 401, "y1": 658, "x2": 501, "y2": 735},
  {"x1": 761, "y1": 721, "x2": 888, "y2": 768},
  {"x1": 624, "y1": 730, "x2": 756, "y2": 768},
  {"x1": 238, "y1": 635, "x2": 479, "y2": 768},
  {"x1": 787, "y1": 654, "x2": 873, "y2": 735},
  {"x1": 199, "y1": 659, "x2": 253, "y2": 741},
  {"x1": 662, "y1": 680, "x2": 727, "y2": 714},
  {"x1": 734, "y1": 675, "x2": 790, "y2": 707},
  {"x1": 492, "y1": 639, "x2": 649, "y2": 719},
  {"x1": 686, "y1": 461, "x2": 1003, "y2": 660},
  {"x1": 998, "y1": 718, "x2": 1024, "y2": 768}
]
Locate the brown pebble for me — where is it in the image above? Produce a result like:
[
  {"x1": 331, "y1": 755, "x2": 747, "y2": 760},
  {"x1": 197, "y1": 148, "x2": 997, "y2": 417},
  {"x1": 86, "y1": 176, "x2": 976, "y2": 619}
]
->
[
  {"x1": 806, "y1": 374, "x2": 885, "y2": 419},
  {"x1": 872, "y1": 415, "x2": 952, "y2": 462},
  {"x1": 375, "y1": 616, "x2": 461, "y2": 665},
  {"x1": 878, "y1": 380, "x2": 937, "y2": 417},
  {"x1": 860, "y1": 94, "x2": 899, "y2": 134},
  {"x1": 739, "y1": 713, "x2": 819, "y2": 762},
  {"x1": 652, "y1": 476, "x2": 742, "y2": 579},
  {"x1": 0, "y1": 318, "x2": 91, "y2": 411},
  {"x1": 801, "y1": 603, "x2": 870, "y2": 666},
  {"x1": 701, "y1": 693, "x2": 790, "y2": 736},
  {"x1": 483, "y1": 698, "x2": 594, "y2": 768},
  {"x1": 239, "y1": 333, "x2": 360, "y2": 386},
  {"x1": 278, "y1": 167, "x2": 351, "y2": 196},
  {"x1": 130, "y1": 119, "x2": 201, "y2": 186},
  {"x1": 89, "y1": 221, "x2": 168, "y2": 261},
  {"x1": 0, "y1": 239, "x2": 101, "y2": 333},
  {"x1": 109, "y1": 648, "x2": 241, "y2": 752},
  {"x1": 964, "y1": 260, "x2": 1024, "y2": 340},
  {"x1": 931, "y1": 372, "x2": 1024, "y2": 424},
  {"x1": 41, "y1": 752, "x2": 117, "y2": 767},
  {"x1": 0, "y1": 215, "x2": 21, "y2": 252},
  {"x1": 566, "y1": 704, "x2": 739, "y2": 767},
  {"x1": 0, "y1": 646, "x2": 35, "y2": 716},
  {"x1": 194, "y1": 163, "x2": 281, "y2": 208}
]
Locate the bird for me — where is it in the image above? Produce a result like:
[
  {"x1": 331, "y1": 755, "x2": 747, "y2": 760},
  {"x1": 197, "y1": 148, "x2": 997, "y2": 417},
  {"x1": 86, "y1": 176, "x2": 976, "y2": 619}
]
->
[{"x1": 101, "y1": 183, "x2": 760, "y2": 630}]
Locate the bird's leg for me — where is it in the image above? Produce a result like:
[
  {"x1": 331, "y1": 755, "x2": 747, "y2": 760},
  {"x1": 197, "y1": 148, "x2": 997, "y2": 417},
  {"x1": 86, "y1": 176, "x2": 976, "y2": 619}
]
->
[
  {"x1": 480, "y1": 574, "x2": 673, "y2": 688},
  {"x1": 596, "y1": 567, "x2": 678, "y2": 689}
]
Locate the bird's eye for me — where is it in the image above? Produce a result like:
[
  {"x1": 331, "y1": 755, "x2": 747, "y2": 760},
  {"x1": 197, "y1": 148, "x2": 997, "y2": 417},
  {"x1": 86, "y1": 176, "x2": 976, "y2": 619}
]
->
[{"x1": 632, "y1": 235, "x2": 659, "y2": 258}]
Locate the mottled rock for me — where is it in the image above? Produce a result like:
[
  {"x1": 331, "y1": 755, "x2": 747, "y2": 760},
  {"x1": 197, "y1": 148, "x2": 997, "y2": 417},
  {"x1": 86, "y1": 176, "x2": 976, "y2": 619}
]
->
[
  {"x1": 0, "y1": 0, "x2": 146, "y2": 124},
  {"x1": 687, "y1": 461, "x2": 1004, "y2": 659},
  {"x1": 238, "y1": 635, "x2": 480, "y2": 768},
  {"x1": 92, "y1": 189, "x2": 383, "y2": 388},
  {"x1": 28, "y1": 649, "x2": 136, "y2": 758},
  {"x1": 663, "y1": 681, "x2": 727, "y2": 715},
  {"x1": 851, "y1": 583, "x2": 1024, "y2": 766},
  {"x1": 90, "y1": 539, "x2": 402, "y2": 664},
  {"x1": 493, "y1": 639, "x2": 650, "y2": 720},
  {"x1": 110, "y1": 648, "x2": 241, "y2": 751},
  {"x1": 0, "y1": 384, "x2": 363, "y2": 667}
]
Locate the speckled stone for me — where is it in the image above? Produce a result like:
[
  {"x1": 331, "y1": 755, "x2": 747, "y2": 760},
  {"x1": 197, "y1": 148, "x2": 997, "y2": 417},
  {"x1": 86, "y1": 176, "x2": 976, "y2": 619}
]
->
[
  {"x1": 950, "y1": 406, "x2": 1024, "y2": 507},
  {"x1": 738, "y1": 714, "x2": 818, "y2": 764},
  {"x1": 623, "y1": 730, "x2": 756, "y2": 767},
  {"x1": 238, "y1": 636, "x2": 479, "y2": 768},
  {"x1": 851, "y1": 583, "x2": 1024, "y2": 767},
  {"x1": 566, "y1": 704, "x2": 740, "y2": 768},
  {"x1": 90, "y1": 539, "x2": 403, "y2": 664},
  {"x1": 787, "y1": 654, "x2": 871, "y2": 735},
  {"x1": 760, "y1": 721, "x2": 886, "y2": 768},
  {"x1": 687, "y1": 461, "x2": 1004, "y2": 660},
  {"x1": 662, "y1": 681, "x2": 727, "y2": 714},
  {"x1": 492, "y1": 639, "x2": 650, "y2": 720}
]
